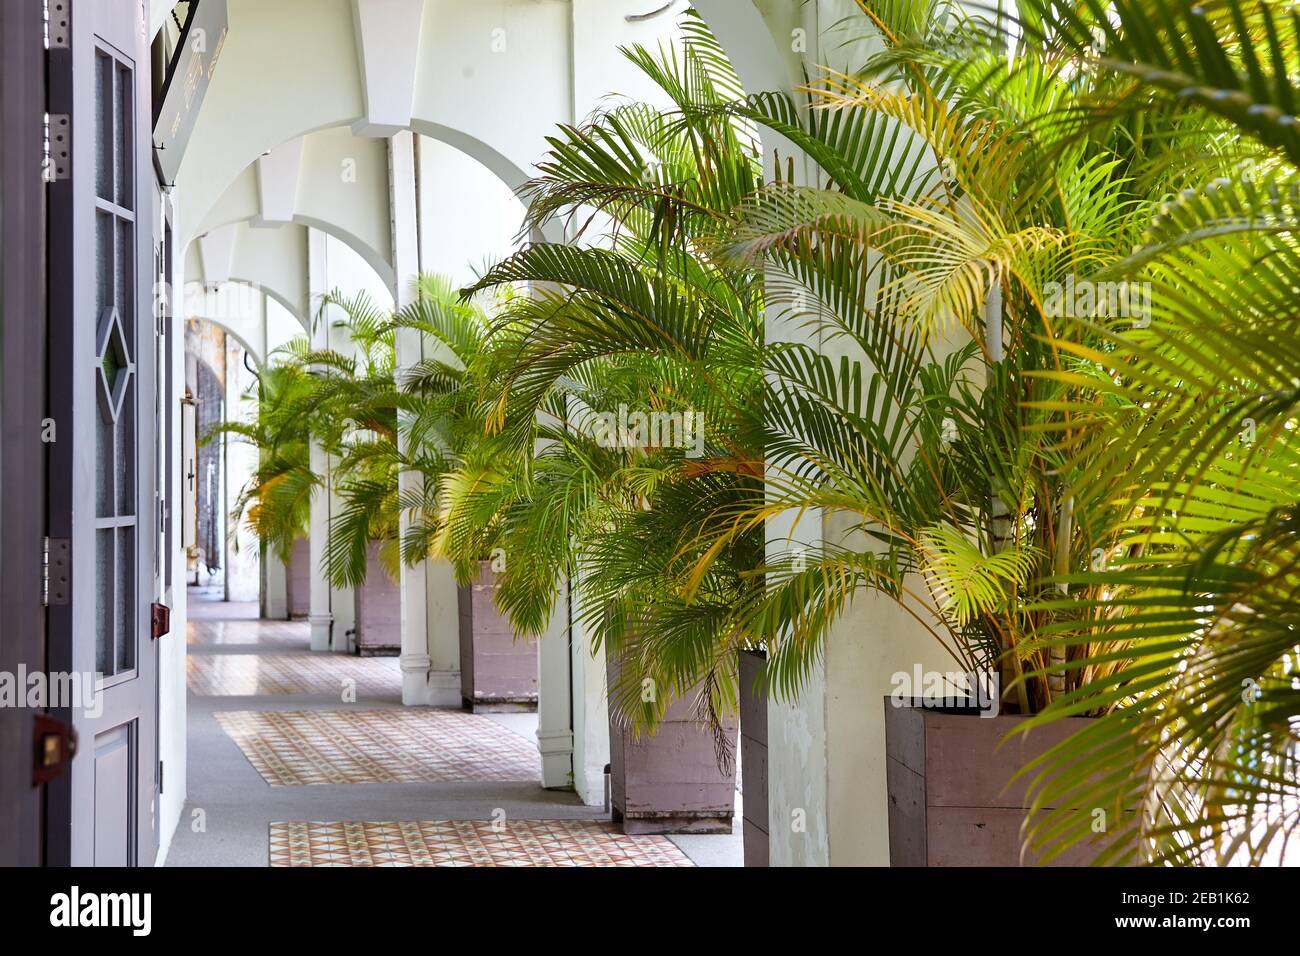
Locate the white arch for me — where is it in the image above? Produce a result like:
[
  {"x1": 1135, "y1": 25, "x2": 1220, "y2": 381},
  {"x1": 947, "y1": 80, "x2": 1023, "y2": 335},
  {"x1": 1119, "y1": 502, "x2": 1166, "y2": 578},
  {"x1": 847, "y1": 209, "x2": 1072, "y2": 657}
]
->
[
  {"x1": 192, "y1": 128, "x2": 398, "y2": 290},
  {"x1": 174, "y1": 0, "x2": 572, "y2": 246},
  {"x1": 693, "y1": 0, "x2": 803, "y2": 100},
  {"x1": 184, "y1": 227, "x2": 310, "y2": 329},
  {"x1": 189, "y1": 314, "x2": 265, "y2": 370}
]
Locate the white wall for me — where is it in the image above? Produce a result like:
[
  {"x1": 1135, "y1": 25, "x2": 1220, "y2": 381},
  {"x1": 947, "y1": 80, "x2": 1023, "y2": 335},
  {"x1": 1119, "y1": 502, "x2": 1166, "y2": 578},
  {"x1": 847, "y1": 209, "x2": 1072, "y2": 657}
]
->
[
  {"x1": 325, "y1": 231, "x2": 395, "y2": 313},
  {"x1": 417, "y1": 138, "x2": 525, "y2": 287}
]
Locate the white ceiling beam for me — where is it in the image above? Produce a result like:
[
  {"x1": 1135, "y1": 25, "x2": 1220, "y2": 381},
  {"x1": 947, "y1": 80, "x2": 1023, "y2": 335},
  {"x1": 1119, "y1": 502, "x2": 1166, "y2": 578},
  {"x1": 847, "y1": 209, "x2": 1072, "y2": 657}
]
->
[
  {"x1": 197, "y1": 225, "x2": 238, "y2": 287},
  {"x1": 350, "y1": 0, "x2": 425, "y2": 137},
  {"x1": 254, "y1": 137, "x2": 305, "y2": 227}
]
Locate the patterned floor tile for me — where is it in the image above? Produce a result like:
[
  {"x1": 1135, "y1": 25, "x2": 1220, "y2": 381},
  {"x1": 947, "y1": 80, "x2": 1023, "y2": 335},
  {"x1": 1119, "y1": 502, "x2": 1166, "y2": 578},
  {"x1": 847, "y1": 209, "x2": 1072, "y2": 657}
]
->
[
  {"x1": 269, "y1": 820, "x2": 694, "y2": 867},
  {"x1": 187, "y1": 618, "x2": 310, "y2": 648},
  {"x1": 216, "y1": 709, "x2": 540, "y2": 785},
  {"x1": 187, "y1": 652, "x2": 399, "y2": 698}
]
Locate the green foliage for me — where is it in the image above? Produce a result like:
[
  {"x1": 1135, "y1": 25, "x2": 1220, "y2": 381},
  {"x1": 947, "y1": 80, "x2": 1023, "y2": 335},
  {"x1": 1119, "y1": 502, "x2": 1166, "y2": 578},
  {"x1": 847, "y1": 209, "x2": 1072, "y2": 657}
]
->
[{"x1": 240, "y1": 2, "x2": 1300, "y2": 865}]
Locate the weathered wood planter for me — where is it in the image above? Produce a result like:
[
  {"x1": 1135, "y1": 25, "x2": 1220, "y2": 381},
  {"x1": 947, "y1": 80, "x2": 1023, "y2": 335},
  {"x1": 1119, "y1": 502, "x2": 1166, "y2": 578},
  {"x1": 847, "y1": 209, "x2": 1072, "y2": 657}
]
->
[
  {"x1": 885, "y1": 702, "x2": 1111, "y2": 866},
  {"x1": 285, "y1": 537, "x2": 311, "y2": 619},
  {"x1": 352, "y1": 541, "x2": 400, "y2": 656},
  {"x1": 607, "y1": 653, "x2": 738, "y2": 835},
  {"x1": 458, "y1": 560, "x2": 537, "y2": 711},
  {"x1": 738, "y1": 648, "x2": 768, "y2": 866}
]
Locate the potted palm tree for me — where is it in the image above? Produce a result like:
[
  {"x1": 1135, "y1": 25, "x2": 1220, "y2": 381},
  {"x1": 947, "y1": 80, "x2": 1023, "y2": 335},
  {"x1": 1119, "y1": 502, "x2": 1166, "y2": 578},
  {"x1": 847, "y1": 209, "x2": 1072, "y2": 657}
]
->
[
  {"x1": 454, "y1": 16, "x2": 763, "y2": 830},
  {"x1": 679, "y1": 0, "x2": 1299, "y2": 865},
  {"x1": 214, "y1": 361, "x2": 318, "y2": 621},
  {"x1": 298, "y1": 289, "x2": 405, "y2": 655},
  {"x1": 687, "y1": 0, "x2": 1139, "y2": 865},
  {"x1": 997, "y1": 0, "x2": 1300, "y2": 867},
  {"x1": 313, "y1": 278, "x2": 539, "y2": 684}
]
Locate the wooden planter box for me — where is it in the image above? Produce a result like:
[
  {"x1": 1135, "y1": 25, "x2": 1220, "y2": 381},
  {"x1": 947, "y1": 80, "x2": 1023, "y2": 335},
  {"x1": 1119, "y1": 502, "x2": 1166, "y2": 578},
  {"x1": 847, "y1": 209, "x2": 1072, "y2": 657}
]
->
[
  {"x1": 353, "y1": 541, "x2": 400, "y2": 656},
  {"x1": 738, "y1": 648, "x2": 768, "y2": 866},
  {"x1": 607, "y1": 653, "x2": 737, "y2": 835},
  {"x1": 285, "y1": 537, "x2": 311, "y2": 619},
  {"x1": 885, "y1": 702, "x2": 1114, "y2": 866},
  {"x1": 458, "y1": 560, "x2": 537, "y2": 711}
]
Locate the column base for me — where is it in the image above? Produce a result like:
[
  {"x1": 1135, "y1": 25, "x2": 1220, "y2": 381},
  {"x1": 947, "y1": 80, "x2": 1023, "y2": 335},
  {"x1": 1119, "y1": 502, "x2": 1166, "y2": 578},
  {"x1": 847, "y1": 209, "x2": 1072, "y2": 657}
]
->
[
  {"x1": 400, "y1": 653, "x2": 459, "y2": 706},
  {"x1": 308, "y1": 614, "x2": 333, "y2": 652},
  {"x1": 574, "y1": 763, "x2": 606, "y2": 807},
  {"x1": 537, "y1": 727, "x2": 574, "y2": 791},
  {"x1": 331, "y1": 625, "x2": 353, "y2": 655}
]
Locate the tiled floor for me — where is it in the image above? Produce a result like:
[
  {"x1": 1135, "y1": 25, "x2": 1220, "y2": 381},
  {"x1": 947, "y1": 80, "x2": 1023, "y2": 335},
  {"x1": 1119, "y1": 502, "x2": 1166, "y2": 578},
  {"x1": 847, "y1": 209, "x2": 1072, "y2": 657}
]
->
[
  {"x1": 185, "y1": 617, "x2": 309, "y2": 648},
  {"x1": 216, "y1": 708, "x2": 540, "y2": 786},
  {"x1": 188, "y1": 652, "x2": 401, "y2": 698},
  {"x1": 270, "y1": 820, "x2": 694, "y2": 867},
  {"x1": 168, "y1": 591, "x2": 739, "y2": 867}
]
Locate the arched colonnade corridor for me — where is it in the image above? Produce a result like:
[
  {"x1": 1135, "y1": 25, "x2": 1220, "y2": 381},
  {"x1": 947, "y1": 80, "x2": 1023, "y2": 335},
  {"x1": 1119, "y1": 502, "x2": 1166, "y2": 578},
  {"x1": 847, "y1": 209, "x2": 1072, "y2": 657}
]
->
[{"x1": 156, "y1": 0, "x2": 816, "y2": 868}]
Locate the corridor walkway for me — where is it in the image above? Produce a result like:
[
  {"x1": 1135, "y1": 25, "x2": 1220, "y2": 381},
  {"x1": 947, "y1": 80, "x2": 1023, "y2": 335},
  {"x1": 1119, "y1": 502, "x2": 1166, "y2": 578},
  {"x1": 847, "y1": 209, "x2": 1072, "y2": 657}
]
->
[{"x1": 166, "y1": 593, "x2": 741, "y2": 867}]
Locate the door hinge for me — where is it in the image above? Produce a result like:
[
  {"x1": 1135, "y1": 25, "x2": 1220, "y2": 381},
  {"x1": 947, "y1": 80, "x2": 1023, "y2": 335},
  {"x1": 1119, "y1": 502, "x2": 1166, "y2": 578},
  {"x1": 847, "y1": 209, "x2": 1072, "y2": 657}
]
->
[
  {"x1": 44, "y1": 113, "x2": 70, "y2": 182},
  {"x1": 46, "y1": 0, "x2": 70, "y2": 49},
  {"x1": 33, "y1": 714, "x2": 77, "y2": 785},
  {"x1": 44, "y1": 537, "x2": 70, "y2": 607}
]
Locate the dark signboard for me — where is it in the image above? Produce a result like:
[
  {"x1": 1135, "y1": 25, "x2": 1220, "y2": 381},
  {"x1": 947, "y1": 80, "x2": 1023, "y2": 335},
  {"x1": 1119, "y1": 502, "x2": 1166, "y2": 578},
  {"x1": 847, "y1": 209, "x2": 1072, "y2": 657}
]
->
[{"x1": 152, "y1": 0, "x2": 229, "y2": 185}]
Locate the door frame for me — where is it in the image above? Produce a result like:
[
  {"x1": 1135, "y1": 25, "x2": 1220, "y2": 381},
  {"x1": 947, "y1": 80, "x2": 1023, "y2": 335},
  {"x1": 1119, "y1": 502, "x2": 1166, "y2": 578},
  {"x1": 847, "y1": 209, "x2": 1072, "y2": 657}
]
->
[{"x1": 0, "y1": 0, "x2": 50, "y2": 868}]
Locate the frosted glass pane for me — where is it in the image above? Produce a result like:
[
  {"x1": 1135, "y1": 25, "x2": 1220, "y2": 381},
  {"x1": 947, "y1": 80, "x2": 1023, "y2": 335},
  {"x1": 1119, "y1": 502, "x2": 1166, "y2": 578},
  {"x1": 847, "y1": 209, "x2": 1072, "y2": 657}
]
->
[
  {"x1": 116, "y1": 528, "x2": 135, "y2": 673},
  {"x1": 114, "y1": 63, "x2": 130, "y2": 208},
  {"x1": 115, "y1": 405, "x2": 133, "y2": 516},
  {"x1": 95, "y1": 211, "x2": 112, "y2": 315},
  {"x1": 95, "y1": 530, "x2": 113, "y2": 676},
  {"x1": 97, "y1": 415, "x2": 114, "y2": 518},
  {"x1": 95, "y1": 52, "x2": 111, "y2": 201}
]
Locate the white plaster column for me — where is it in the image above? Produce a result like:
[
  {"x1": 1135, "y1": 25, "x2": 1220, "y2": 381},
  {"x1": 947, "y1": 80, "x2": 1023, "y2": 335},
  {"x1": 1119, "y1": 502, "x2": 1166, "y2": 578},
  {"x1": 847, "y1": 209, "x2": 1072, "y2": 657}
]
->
[
  {"x1": 197, "y1": 224, "x2": 236, "y2": 286},
  {"x1": 743, "y1": 0, "x2": 960, "y2": 866},
  {"x1": 566, "y1": 568, "x2": 606, "y2": 802},
  {"x1": 537, "y1": 595, "x2": 576, "y2": 790},
  {"x1": 390, "y1": 131, "x2": 459, "y2": 705},
  {"x1": 257, "y1": 292, "x2": 289, "y2": 619},
  {"x1": 263, "y1": 550, "x2": 289, "y2": 619},
  {"x1": 306, "y1": 228, "x2": 334, "y2": 651}
]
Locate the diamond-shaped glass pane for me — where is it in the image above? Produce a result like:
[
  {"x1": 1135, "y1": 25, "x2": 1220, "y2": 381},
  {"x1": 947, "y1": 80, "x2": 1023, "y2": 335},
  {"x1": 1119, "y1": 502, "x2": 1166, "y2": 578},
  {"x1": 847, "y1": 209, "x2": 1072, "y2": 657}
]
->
[
  {"x1": 102, "y1": 347, "x2": 121, "y2": 392},
  {"x1": 95, "y1": 306, "x2": 133, "y2": 423}
]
